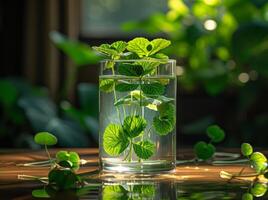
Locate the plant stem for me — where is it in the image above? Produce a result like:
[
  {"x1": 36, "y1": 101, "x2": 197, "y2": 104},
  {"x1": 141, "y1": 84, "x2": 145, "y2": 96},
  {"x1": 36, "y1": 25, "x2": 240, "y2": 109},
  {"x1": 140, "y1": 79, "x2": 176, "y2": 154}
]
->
[
  {"x1": 44, "y1": 145, "x2": 52, "y2": 164},
  {"x1": 128, "y1": 140, "x2": 133, "y2": 162}
]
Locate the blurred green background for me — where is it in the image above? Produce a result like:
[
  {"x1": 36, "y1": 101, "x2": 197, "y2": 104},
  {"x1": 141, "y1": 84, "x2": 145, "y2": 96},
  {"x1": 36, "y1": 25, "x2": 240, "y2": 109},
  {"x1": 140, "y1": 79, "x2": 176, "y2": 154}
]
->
[{"x1": 1, "y1": 0, "x2": 268, "y2": 148}]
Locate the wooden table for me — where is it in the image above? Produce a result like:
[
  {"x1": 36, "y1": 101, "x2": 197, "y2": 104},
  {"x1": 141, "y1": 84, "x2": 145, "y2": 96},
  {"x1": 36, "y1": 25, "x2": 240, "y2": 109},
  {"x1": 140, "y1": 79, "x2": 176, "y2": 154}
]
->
[{"x1": 0, "y1": 149, "x2": 258, "y2": 199}]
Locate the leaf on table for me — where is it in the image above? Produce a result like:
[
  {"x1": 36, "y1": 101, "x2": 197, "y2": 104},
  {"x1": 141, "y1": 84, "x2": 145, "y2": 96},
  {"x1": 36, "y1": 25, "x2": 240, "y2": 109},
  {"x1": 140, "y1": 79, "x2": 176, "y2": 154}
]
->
[
  {"x1": 103, "y1": 124, "x2": 129, "y2": 156},
  {"x1": 194, "y1": 141, "x2": 216, "y2": 160},
  {"x1": 133, "y1": 140, "x2": 155, "y2": 159},
  {"x1": 250, "y1": 152, "x2": 267, "y2": 173},
  {"x1": 250, "y1": 182, "x2": 267, "y2": 197}
]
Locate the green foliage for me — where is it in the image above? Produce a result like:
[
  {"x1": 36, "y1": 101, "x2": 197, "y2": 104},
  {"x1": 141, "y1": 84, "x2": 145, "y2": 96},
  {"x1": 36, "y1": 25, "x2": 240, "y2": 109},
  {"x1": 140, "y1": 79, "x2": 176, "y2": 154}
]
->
[
  {"x1": 194, "y1": 141, "x2": 216, "y2": 160},
  {"x1": 123, "y1": 115, "x2": 147, "y2": 138},
  {"x1": 93, "y1": 41, "x2": 127, "y2": 60},
  {"x1": 32, "y1": 189, "x2": 50, "y2": 198},
  {"x1": 127, "y1": 37, "x2": 170, "y2": 58},
  {"x1": 241, "y1": 143, "x2": 253, "y2": 156},
  {"x1": 242, "y1": 193, "x2": 253, "y2": 200},
  {"x1": 50, "y1": 31, "x2": 101, "y2": 66},
  {"x1": 118, "y1": 63, "x2": 144, "y2": 76},
  {"x1": 34, "y1": 132, "x2": 57, "y2": 146},
  {"x1": 193, "y1": 124, "x2": 225, "y2": 160},
  {"x1": 250, "y1": 152, "x2": 267, "y2": 173},
  {"x1": 48, "y1": 168, "x2": 79, "y2": 190},
  {"x1": 206, "y1": 125, "x2": 225, "y2": 143},
  {"x1": 141, "y1": 82, "x2": 165, "y2": 96},
  {"x1": 103, "y1": 124, "x2": 129, "y2": 156},
  {"x1": 115, "y1": 82, "x2": 139, "y2": 92},
  {"x1": 56, "y1": 151, "x2": 80, "y2": 171},
  {"x1": 153, "y1": 103, "x2": 176, "y2": 135},
  {"x1": 99, "y1": 79, "x2": 115, "y2": 93},
  {"x1": 250, "y1": 183, "x2": 268, "y2": 197},
  {"x1": 133, "y1": 140, "x2": 155, "y2": 160}
]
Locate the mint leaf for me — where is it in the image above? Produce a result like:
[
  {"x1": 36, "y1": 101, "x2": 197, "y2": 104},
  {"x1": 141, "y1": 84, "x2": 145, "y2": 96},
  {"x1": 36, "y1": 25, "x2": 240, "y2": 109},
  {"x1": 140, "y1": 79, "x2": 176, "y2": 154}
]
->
[
  {"x1": 141, "y1": 82, "x2": 165, "y2": 96},
  {"x1": 103, "y1": 124, "x2": 129, "y2": 156},
  {"x1": 194, "y1": 141, "x2": 216, "y2": 160},
  {"x1": 110, "y1": 41, "x2": 128, "y2": 53},
  {"x1": 135, "y1": 59, "x2": 161, "y2": 75},
  {"x1": 241, "y1": 143, "x2": 253, "y2": 157},
  {"x1": 92, "y1": 44, "x2": 118, "y2": 57},
  {"x1": 153, "y1": 53, "x2": 169, "y2": 60},
  {"x1": 123, "y1": 115, "x2": 147, "y2": 138},
  {"x1": 250, "y1": 152, "x2": 267, "y2": 173},
  {"x1": 127, "y1": 37, "x2": 150, "y2": 57},
  {"x1": 115, "y1": 82, "x2": 139, "y2": 92},
  {"x1": 150, "y1": 38, "x2": 171, "y2": 55},
  {"x1": 153, "y1": 117, "x2": 173, "y2": 136},
  {"x1": 99, "y1": 79, "x2": 115, "y2": 93},
  {"x1": 153, "y1": 103, "x2": 176, "y2": 135},
  {"x1": 133, "y1": 140, "x2": 155, "y2": 159},
  {"x1": 206, "y1": 125, "x2": 225, "y2": 143},
  {"x1": 158, "y1": 103, "x2": 176, "y2": 124},
  {"x1": 118, "y1": 63, "x2": 144, "y2": 76}
]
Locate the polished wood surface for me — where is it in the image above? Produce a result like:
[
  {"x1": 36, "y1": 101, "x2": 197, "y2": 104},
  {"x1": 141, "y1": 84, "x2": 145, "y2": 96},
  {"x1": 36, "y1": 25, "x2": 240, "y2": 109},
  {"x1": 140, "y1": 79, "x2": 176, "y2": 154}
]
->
[{"x1": 0, "y1": 148, "x2": 256, "y2": 199}]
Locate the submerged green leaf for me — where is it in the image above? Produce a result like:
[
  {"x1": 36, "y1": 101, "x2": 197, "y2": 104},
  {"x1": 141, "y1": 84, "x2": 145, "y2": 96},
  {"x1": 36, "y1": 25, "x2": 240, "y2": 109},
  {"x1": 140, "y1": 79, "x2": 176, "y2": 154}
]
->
[
  {"x1": 118, "y1": 63, "x2": 144, "y2": 76},
  {"x1": 133, "y1": 140, "x2": 155, "y2": 159},
  {"x1": 133, "y1": 185, "x2": 156, "y2": 197},
  {"x1": 115, "y1": 82, "x2": 139, "y2": 92},
  {"x1": 206, "y1": 125, "x2": 225, "y2": 143},
  {"x1": 141, "y1": 82, "x2": 165, "y2": 96},
  {"x1": 34, "y1": 132, "x2": 57, "y2": 146},
  {"x1": 99, "y1": 79, "x2": 115, "y2": 93},
  {"x1": 103, "y1": 124, "x2": 129, "y2": 156},
  {"x1": 153, "y1": 117, "x2": 173, "y2": 136},
  {"x1": 194, "y1": 141, "x2": 216, "y2": 160},
  {"x1": 123, "y1": 115, "x2": 147, "y2": 138},
  {"x1": 241, "y1": 143, "x2": 253, "y2": 157}
]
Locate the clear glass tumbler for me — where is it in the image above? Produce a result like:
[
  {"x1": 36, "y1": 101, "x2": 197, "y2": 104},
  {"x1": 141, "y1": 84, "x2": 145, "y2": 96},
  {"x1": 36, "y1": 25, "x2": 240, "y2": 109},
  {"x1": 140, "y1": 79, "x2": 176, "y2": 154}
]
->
[{"x1": 99, "y1": 59, "x2": 176, "y2": 173}]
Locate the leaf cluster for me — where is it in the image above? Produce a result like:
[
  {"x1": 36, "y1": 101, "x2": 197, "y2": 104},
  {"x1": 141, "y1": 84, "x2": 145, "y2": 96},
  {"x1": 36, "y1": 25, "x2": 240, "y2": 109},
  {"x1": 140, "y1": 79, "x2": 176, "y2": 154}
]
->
[
  {"x1": 194, "y1": 125, "x2": 225, "y2": 160},
  {"x1": 103, "y1": 116, "x2": 155, "y2": 160}
]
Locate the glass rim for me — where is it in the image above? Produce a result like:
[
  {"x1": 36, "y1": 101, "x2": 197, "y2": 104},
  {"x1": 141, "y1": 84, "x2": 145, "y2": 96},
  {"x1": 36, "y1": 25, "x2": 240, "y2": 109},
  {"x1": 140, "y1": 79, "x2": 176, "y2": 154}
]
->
[{"x1": 100, "y1": 59, "x2": 176, "y2": 63}]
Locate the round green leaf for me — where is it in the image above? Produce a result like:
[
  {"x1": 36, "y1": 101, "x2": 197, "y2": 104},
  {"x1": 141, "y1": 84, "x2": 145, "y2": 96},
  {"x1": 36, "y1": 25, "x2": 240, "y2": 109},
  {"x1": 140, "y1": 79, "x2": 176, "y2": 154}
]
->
[
  {"x1": 99, "y1": 79, "x2": 115, "y2": 93},
  {"x1": 56, "y1": 151, "x2": 69, "y2": 161},
  {"x1": 133, "y1": 140, "x2": 155, "y2": 159},
  {"x1": 141, "y1": 82, "x2": 164, "y2": 96},
  {"x1": 34, "y1": 132, "x2": 57, "y2": 146},
  {"x1": 123, "y1": 115, "x2": 147, "y2": 138},
  {"x1": 206, "y1": 125, "x2": 225, "y2": 143},
  {"x1": 115, "y1": 83, "x2": 139, "y2": 92},
  {"x1": 242, "y1": 193, "x2": 253, "y2": 200},
  {"x1": 153, "y1": 116, "x2": 174, "y2": 136},
  {"x1": 103, "y1": 124, "x2": 129, "y2": 156},
  {"x1": 194, "y1": 141, "x2": 215, "y2": 160},
  {"x1": 241, "y1": 143, "x2": 253, "y2": 157},
  {"x1": 103, "y1": 185, "x2": 128, "y2": 200},
  {"x1": 250, "y1": 183, "x2": 268, "y2": 197},
  {"x1": 250, "y1": 152, "x2": 267, "y2": 173}
]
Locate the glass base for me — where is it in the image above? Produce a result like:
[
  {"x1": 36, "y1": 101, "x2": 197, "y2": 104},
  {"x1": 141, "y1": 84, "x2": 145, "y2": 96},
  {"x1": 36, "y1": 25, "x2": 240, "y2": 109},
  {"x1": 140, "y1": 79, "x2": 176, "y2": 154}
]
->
[{"x1": 101, "y1": 158, "x2": 176, "y2": 173}]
